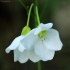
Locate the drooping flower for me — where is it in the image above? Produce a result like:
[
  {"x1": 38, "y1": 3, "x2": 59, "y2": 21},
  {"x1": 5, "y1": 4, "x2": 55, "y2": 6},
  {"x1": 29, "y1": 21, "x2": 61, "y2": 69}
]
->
[
  {"x1": 5, "y1": 25, "x2": 41, "y2": 63},
  {"x1": 5, "y1": 35, "x2": 41, "y2": 63},
  {"x1": 5, "y1": 23, "x2": 63, "y2": 63},
  {"x1": 5, "y1": 3, "x2": 40, "y2": 63},
  {"x1": 5, "y1": 36, "x2": 27, "y2": 63},
  {"x1": 21, "y1": 23, "x2": 63, "y2": 61}
]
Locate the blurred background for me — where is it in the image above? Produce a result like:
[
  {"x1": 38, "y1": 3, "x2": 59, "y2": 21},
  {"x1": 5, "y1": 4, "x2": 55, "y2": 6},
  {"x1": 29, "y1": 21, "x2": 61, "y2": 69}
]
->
[{"x1": 0, "y1": 0, "x2": 70, "y2": 70}]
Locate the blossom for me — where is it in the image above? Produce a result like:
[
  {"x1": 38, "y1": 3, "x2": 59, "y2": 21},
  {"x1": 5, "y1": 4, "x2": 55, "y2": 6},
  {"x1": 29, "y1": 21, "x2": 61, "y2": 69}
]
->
[
  {"x1": 21, "y1": 23, "x2": 63, "y2": 61},
  {"x1": 5, "y1": 23, "x2": 63, "y2": 63},
  {"x1": 5, "y1": 36, "x2": 40, "y2": 63}
]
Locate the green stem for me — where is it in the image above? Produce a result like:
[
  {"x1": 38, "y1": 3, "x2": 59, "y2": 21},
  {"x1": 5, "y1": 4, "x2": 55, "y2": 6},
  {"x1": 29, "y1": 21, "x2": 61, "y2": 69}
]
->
[
  {"x1": 36, "y1": 0, "x2": 38, "y2": 7},
  {"x1": 36, "y1": 6, "x2": 40, "y2": 25},
  {"x1": 37, "y1": 61, "x2": 42, "y2": 70},
  {"x1": 18, "y1": 0, "x2": 28, "y2": 10},
  {"x1": 26, "y1": 3, "x2": 34, "y2": 26},
  {"x1": 18, "y1": 0, "x2": 34, "y2": 18},
  {"x1": 40, "y1": 0, "x2": 48, "y2": 19},
  {"x1": 34, "y1": 7, "x2": 37, "y2": 27}
]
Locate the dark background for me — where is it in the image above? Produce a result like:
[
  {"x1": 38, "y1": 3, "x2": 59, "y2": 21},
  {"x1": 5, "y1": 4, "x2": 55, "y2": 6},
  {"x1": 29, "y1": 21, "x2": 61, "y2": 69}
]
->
[{"x1": 0, "y1": 0, "x2": 70, "y2": 70}]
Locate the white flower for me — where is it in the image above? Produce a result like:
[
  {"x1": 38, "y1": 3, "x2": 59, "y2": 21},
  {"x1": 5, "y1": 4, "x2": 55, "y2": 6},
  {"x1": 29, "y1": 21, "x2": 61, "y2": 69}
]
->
[
  {"x1": 5, "y1": 23, "x2": 63, "y2": 63},
  {"x1": 5, "y1": 36, "x2": 40, "y2": 63},
  {"x1": 21, "y1": 23, "x2": 63, "y2": 61}
]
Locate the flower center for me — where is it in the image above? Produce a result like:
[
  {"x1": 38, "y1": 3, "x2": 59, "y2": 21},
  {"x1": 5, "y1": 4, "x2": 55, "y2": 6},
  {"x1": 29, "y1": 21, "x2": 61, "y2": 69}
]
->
[{"x1": 38, "y1": 30, "x2": 46, "y2": 40}]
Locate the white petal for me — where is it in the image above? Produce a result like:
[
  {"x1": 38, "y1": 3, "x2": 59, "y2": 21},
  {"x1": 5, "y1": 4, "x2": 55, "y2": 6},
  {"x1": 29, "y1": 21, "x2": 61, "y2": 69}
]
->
[
  {"x1": 34, "y1": 23, "x2": 53, "y2": 35},
  {"x1": 18, "y1": 50, "x2": 29, "y2": 63},
  {"x1": 34, "y1": 40, "x2": 55, "y2": 61},
  {"x1": 5, "y1": 36, "x2": 23, "y2": 53},
  {"x1": 45, "y1": 23, "x2": 53, "y2": 29},
  {"x1": 14, "y1": 49, "x2": 28, "y2": 63},
  {"x1": 44, "y1": 29, "x2": 63, "y2": 51},
  {"x1": 21, "y1": 29, "x2": 38, "y2": 50},
  {"x1": 29, "y1": 50, "x2": 40, "y2": 62},
  {"x1": 34, "y1": 28, "x2": 42, "y2": 35},
  {"x1": 18, "y1": 43, "x2": 26, "y2": 52},
  {"x1": 5, "y1": 48, "x2": 11, "y2": 53},
  {"x1": 34, "y1": 23, "x2": 44, "y2": 35},
  {"x1": 40, "y1": 23, "x2": 53, "y2": 30},
  {"x1": 39, "y1": 23, "x2": 53, "y2": 30},
  {"x1": 14, "y1": 49, "x2": 20, "y2": 62}
]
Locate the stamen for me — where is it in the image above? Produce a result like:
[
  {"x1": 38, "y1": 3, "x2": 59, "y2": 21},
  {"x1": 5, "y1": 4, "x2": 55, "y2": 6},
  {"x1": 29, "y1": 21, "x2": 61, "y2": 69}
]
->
[{"x1": 38, "y1": 30, "x2": 46, "y2": 40}]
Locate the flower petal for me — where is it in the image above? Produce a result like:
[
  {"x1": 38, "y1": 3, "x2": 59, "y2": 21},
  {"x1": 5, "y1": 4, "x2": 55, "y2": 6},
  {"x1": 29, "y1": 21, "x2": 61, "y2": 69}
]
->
[
  {"x1": 18, "y1": 43, "x2": 26, "y2": 52},
  {"x1": 39, "y1": 23, "x2": 53, "y2": 30},
  {"x1": 44, "y1": 29, "x2": 63, "y2": 51},
  {"x1": 5, "y1": 36, "x2": 23, "y2": 53},
  {"x1": 21, "y1": 29, "x2": 38, "y2": 50},
  {"x1": 45, "y1": 23, "x2": 53, "y2": 29},
  {"x1": 34, "y1": 23, "x2": 53, "y2": 35},
  {"x1": 34, "y1": 28, "x2": 42, "y2": 35},
  {"x1": 18, "y1": 50, "x2": 29, "y2": 63},
  {"x1": 14, "y1": 49, "x2": 20, "y2": 62},
  {"x1": 29, "y1": 50, "x2": 40, "y2": 62},
  {"x1": 34, "y1": 40, "x2": 55, "y2": 61}
]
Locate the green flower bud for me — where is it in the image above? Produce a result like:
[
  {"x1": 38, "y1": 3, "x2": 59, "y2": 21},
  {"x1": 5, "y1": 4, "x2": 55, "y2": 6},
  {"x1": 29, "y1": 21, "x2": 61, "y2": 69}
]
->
[{"x1": 21, "y1": 26, "x2": 31, "y2": 36}]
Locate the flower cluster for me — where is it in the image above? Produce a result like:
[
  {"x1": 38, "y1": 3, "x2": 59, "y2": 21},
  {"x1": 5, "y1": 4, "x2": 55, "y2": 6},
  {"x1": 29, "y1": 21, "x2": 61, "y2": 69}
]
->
[{"x1": 5, "y1": 23, "x2": 63, "y2": 63}]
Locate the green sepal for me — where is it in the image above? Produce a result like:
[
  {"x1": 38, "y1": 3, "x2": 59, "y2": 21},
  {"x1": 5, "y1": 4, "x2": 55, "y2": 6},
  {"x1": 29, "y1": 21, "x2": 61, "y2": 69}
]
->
[{"x1": 21, "y1": 26, "x2": 31, "y2": 36}]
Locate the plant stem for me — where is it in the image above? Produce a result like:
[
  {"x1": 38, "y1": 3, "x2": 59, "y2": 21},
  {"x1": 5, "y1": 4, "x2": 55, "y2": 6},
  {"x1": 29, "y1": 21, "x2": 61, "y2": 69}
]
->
[
  {"x1": 37, "y1": 61, "x2": 42, "y2": 70},
  {"x1": 40, "y1": 0, "x2": 48, "y2": 19},
  {"x1": 18, "y1": 0, "x2": 34, "y2": 18},
  {"x1": 35, "y1": 6, "x2": 40, "y2": 25},
  {"x1": 26, "y1": 3, "x2": 34, "y2": 26},
  {"x1": 18, "y1": 0, "x2": 28, "y2": 10},
  {"x1": 36, "y1": 0, "x2": 38, "y2": 7}
]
